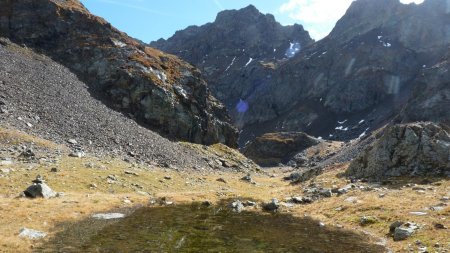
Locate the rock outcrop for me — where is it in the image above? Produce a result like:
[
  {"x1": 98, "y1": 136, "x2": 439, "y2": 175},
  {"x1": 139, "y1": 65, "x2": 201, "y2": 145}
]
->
[
  {"x1": 0, "y1": 38, "x2": 230, "y2": 169},
  {"x1": 0, "y1": 0, "x2": 237, "y2": 147},
  {"x1": 347, "y1": 122, "x2": 450, "y2": 179},
  {"x1": 243, "y1": 132, "x2": 321, "y2": 166}
]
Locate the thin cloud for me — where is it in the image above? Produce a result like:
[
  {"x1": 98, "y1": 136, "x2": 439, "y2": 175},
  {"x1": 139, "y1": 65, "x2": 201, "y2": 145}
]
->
[
  {"x1": 213, "y1": 0, "x2": 225, "y2": 11},
  {"x1": 399, "y1": 0, "x2": 424, "y2": 3},
  {"x1": 279, "y1": 0, "x2": 354, "y2": 40},
  {"x1": 97, "y1": 0, "x2": 171, "y2": 16}
]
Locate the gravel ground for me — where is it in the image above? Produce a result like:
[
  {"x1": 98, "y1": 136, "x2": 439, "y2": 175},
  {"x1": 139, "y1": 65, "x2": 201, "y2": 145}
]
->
[{"x1": 0, "y1": 39, "x2": 211, "y2": 169}]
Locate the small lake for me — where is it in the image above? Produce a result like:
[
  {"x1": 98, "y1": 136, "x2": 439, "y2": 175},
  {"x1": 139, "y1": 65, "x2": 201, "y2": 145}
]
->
[{"x1": 42, "y1": 201, "x2": 386, "y2": 252}]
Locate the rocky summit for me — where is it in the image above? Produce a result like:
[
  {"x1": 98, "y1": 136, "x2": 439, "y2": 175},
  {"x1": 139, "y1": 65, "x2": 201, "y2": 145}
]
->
[{"x1": 0, "y1": 0, "x2": 237, "y2": 147}]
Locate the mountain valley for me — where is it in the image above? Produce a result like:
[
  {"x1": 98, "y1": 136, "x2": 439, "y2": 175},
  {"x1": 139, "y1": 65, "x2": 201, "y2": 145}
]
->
[{"x1": 0, "y1": 0, "x2": 449, "y2": 252}]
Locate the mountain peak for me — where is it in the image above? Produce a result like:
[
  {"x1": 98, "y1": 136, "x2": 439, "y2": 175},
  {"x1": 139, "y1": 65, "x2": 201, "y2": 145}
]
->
[{"x1": 215, "y1": 4, "x2": 268, "y2": 23}]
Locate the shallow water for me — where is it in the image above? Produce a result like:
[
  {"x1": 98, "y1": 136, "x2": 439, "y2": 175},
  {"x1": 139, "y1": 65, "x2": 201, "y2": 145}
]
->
[{"x1": 43, "y1": 201, "x2": 386, "y2": 253}]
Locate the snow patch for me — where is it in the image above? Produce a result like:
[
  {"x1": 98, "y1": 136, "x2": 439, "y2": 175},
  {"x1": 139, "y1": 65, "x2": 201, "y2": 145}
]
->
[
  {"x1": 337, "y1": 119, "x2": 348, "y2": 125},
  {"x1": 335, "y1": 126, "x2": 349, "y2": 131},
  {"x1": 111, "y1": 38, "x2": 126, "y2": 48},
  {"x1": 358, "y1": 119, "x2": 365, "y2": 124},
  {"x1": 244, "y1": 57, "x2": 253, "y2": 67},
  {"x1": 358, "y1": 128, "x2": 370, "y2": 139},
  {"x1": 225, "y1": 57, "x2": 236, "y2": 72},
  {"x1": 285, "y1": 42, "x2": 301, "y2": 58}
]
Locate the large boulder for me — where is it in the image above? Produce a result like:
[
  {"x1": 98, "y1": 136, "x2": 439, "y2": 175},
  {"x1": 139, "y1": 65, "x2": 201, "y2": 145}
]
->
[
  {"x1": 243, "y1": 132, "x2": 321, "y2": 166},
  {"x1": 0, "y1": 0, "x2": 237, "y2": 147},
  {"x1": 347, "y1": 122, "x2": 450, "y2": 179}
]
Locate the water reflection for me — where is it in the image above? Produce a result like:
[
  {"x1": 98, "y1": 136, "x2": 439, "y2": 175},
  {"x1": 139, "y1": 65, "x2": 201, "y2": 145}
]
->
[{"x1": 42, "y1": 201, "x2": 386, "y2": 253}]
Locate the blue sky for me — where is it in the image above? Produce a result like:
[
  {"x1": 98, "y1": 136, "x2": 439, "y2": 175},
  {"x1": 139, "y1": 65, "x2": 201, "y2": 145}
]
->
[{"x1": 80, "y1": 0, "x2": 425, "y2": 43}]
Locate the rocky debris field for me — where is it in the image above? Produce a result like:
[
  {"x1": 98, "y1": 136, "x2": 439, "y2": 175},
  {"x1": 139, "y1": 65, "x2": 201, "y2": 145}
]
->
[
  {"x1": 0, "y1": 39, "x2": 245, "y2": 170},
  {"x1": 0, "y1": 0, "x2": 237, "y2": 147}
]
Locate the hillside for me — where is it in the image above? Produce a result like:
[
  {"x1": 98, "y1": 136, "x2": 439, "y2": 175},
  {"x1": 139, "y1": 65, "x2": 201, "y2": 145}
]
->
[{"x1": 0, "y1": 0, "x2": 237, "y2": 147}]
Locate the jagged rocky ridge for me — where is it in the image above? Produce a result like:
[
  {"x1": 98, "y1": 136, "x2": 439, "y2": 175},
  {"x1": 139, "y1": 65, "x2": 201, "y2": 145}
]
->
[
  {"x1": 150, "y1": 5, "x2": 314, "y2": 130},
  {"x1": 152, "y1": 0, "x2": 450, "y2": 146},
  {"x1": 0, "y1": 0, "x2": 237, "y2": 147}
]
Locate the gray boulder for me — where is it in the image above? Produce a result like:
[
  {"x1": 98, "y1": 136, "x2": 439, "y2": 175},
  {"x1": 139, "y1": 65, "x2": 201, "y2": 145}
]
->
[
  {"x1": 393, "y1": 222, "x2": 419, "y2": 241},
  {"x1": 19, "y1": 228, "x2": 47, "y2": 240},
  {"x1": 262, "y1": 198, "x2": 280, "y2": 212},
  {"x1": 347, "y1": 122, "x2": 450, "y2": 180},
  {"x1": 92, "y1": 213, "x2": 125, "y2": 220},
  {"x1": 23, "y1": 176, "x2": 57, "y2": 199},
  {"x1": 230, "y1": 200, "x2": 245, "y2": 213}
]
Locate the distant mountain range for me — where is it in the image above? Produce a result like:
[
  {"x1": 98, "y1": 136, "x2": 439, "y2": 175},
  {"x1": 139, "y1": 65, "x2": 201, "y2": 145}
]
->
[{"x1": 151, "y1": 0, "x2": 450, "y2": 146}]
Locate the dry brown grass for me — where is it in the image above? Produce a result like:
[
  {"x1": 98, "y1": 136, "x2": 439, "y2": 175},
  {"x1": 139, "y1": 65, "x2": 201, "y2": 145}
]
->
[
  {"x1": 0, "y1": 130, "x2": 448, "y2": 252},
  {"x1": 0, "y1": 155, "x2": 292, "y2": 252},
  {"x1": 0, "y1": 127, "x2": 62, "y2": 150},
  {"x1": 286, "y1": 167, "x2": 450, "y2": 252}
]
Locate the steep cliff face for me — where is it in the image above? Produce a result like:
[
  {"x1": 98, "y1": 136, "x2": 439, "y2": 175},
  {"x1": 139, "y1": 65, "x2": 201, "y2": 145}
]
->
[
  {"x1": 150, "y1": 5, "x2": 314, "y2": 126},
  {"x1": 0, "y1": 0, "x2": 238, "y2": 147},
  {"x1": 399, "y1": 50, "x2": 450, "y2": 125},
  {"x1": 240, "y1": 0, "x2": 450, "y2": 142},
  {"x1": 152, "y1": 0, "x2": 450, "y2": 145}
]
